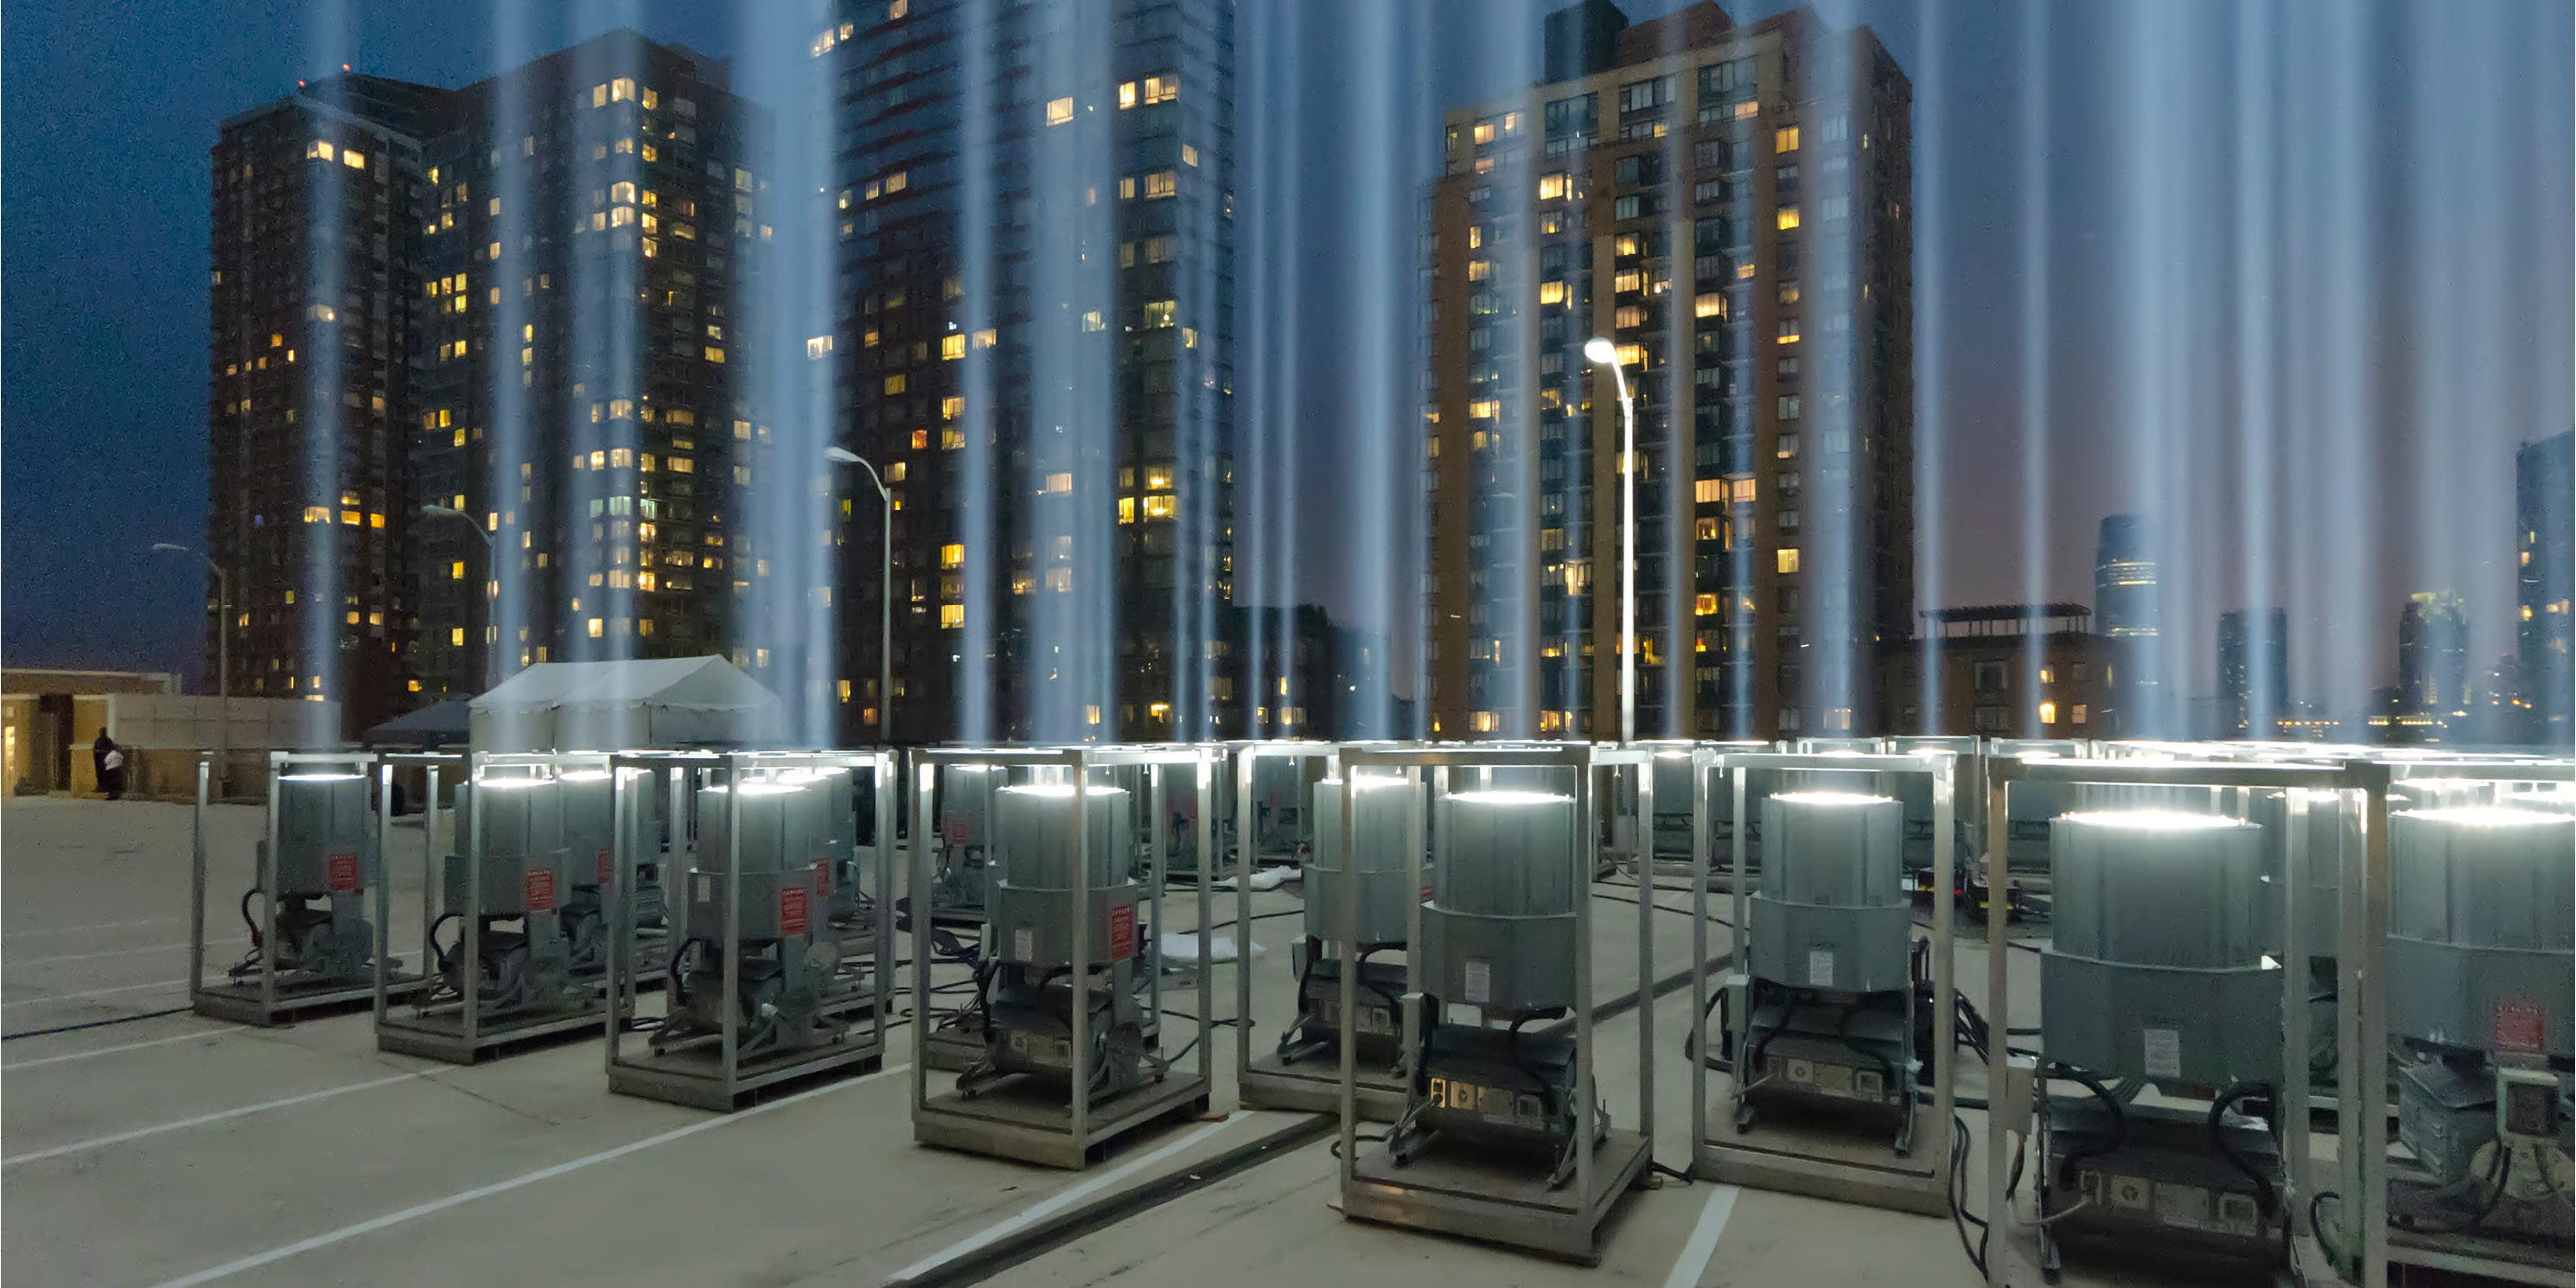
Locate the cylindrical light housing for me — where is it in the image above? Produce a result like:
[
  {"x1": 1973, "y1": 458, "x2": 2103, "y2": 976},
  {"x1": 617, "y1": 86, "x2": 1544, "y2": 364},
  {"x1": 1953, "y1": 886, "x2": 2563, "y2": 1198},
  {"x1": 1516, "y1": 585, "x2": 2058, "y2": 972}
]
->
[{"x1": 1304, "y1": 775, "x2": 1416, "y2": 945}]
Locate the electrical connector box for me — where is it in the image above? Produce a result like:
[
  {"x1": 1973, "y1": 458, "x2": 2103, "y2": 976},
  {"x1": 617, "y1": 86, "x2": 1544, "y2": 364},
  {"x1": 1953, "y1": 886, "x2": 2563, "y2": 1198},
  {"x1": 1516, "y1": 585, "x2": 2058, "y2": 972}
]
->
[{"x1": 2497, "y1": 1065, "x2": 2560, "y2": 1142}]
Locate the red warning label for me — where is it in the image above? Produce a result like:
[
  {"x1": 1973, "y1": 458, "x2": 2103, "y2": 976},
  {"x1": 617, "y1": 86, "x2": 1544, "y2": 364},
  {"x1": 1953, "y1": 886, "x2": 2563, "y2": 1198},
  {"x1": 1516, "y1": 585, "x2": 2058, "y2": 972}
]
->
[
  {"x1": 945, "y1": 816, "x2": 972, "y2": 844},
  {"x1": 813, "y1": 858, "x2": 832, "y2": 900},
  {"x1": 596, "y1": 848, "x2": 614, "y2": 886},
  {"x1": 780, "y1": 884, "x2": 810, "y2": 936},
  {"x1": 2495, "y1": 998, "x2": 2547, "y2": 1054},
  {"x1": 1108, "y1": 902, "x2": 1137, "y2": 960},
  {"x1": 327, "y1": 851, "x2": 360, "y2": 893},
  {"x1": 525, "y1": 867, "x2": 557, "y2": 912}
]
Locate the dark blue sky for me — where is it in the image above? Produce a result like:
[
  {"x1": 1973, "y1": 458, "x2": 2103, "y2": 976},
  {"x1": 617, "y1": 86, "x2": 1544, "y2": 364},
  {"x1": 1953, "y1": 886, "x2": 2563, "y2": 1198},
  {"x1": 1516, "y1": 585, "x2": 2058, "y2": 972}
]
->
[{"x1": 6, "y1": 0, "x2": 2567, "y2": 709}]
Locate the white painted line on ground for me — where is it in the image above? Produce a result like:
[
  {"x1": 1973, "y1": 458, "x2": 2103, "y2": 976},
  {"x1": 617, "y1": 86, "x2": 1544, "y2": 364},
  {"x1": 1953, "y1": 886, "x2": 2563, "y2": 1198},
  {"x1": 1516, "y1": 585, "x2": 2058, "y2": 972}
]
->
[
  {"x1": 3, "y1": 1070, "x2": 427, "y2": 1167},
  {"x1": 146, "y1": 1062, "x2": 912, "y2": 1288},
  {"x1": 4, "y1": 1023, "x2": 250, "y2": 1070},
  {"x1": 1658, "y1": 1183, "x2": 1742, "y2": 1288},
  {"x1": 1, "y1": 978, "x2": 189, "y2": 1008},
  {"x1": 888, "y1": 1111, "x2": 1249, "y2": 1284},
  {"x1": 2, "y1": 917, "x2": 185, "y2": 939},
  {"x1": 6, "y1": 940, "x2": 194, "y2": 966}
]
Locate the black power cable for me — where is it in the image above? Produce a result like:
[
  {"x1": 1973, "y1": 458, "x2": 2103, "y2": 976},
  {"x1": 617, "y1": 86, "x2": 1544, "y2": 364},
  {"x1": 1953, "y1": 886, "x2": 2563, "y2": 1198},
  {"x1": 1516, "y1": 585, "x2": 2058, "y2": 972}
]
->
[
  {"x1": 3, "y1": 1007, "x2": 194, "y2": 1042},
  {"x1": 2207, "y1": 1081, "x2": 2280, "y2": 1217}
]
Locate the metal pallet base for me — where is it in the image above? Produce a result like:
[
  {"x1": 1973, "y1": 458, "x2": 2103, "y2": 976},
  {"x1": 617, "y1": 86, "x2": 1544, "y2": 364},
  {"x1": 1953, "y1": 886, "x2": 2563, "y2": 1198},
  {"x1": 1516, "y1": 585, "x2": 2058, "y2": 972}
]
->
[
  {"x1": 2388, "y1": 1224, "x2": 2575, "y2": 1286},
  {"x1": 1695, "y1": 1074, "x2": 1942, "y2": 1216},
  {"x1": 193, "y1": 974, "x2": 426, "y2": 1027},
  {"x1": 376, "y1": 1004, "x2": 605, "y2": 1064},
  {"x1": 609, "y1": 1035, "x2": 884, "y2": 1112},
  {"x1": 922, "y1": 1022, "x2": 983, "y2": 1072},
  {"x1": 915, "y1": 1074, "x2": 1213, "y2": 1170},
  {"x1": 1343, "y1": 1128, "x2": 1652, "y2": 1266},
  {"x1": 1240, "y1": 1051, "x2": 1407, "y2": 1120}
]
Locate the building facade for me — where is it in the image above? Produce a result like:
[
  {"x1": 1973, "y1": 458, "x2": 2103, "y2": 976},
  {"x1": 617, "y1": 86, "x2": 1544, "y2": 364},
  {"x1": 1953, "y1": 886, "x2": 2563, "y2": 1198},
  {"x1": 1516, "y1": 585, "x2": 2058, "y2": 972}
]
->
[
  {"x1": 824, "y1": 0, "x2": 1238, "y2": 744},
  {"x1": 2396, "y1": 590, "x2": 2470, "y2": 719},
  {"x1": 209, "y1": 74, "x2": 447, "y2": 736},
  {"x1": 411, "y1": 33, "x2": 764, "y2": 701},
  {"x1": 1883, "y1": 604, "x2": 2107, "y2": 738},
  {"x1": 1424, "y1": 0, "x2": 1914, "y2": 741},
  {"x1": 2517, "y1": 430, "x2": 2573, "y2": 748},
  {"x1": 2217, "y1": 607, "x2": 2288, "y2": 739},
  {"x1": 210, "y1": 36, "x2": 766, "y2": 733}
]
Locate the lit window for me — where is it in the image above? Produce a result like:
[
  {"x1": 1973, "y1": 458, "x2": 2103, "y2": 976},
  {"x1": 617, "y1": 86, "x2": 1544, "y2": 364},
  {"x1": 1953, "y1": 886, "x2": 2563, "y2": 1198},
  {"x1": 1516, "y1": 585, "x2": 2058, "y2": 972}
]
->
[
  {"x1": 940, "y1": 603, "x2": 965, "y2": 628},
  {"x1": 2073, "y1": 705, "x2": 2088, "y2": 725},
  {"x1": 307, "y1": 140, "x2": 335, "y2": 162},
  {"x1": 1119, "y1": 81, "x2": 1138, "y2": 109},
  {"x1": 611, "y1": 77, "x2": 635, "y2": 102},
  {"x1": 973, "y1": 328, "x2": 998, "y2": 348},
  {"x1": 1119, "y1": 497, "x2": 1137, "y2": 523},
  {"x1": 1141, "y1": 74, "x2": 1176, "y2": 105},
  {"x1": 1695, "y1": 594, "x2": 1718, "y2": 616},
  {"x1": 1777, "y1": 207, "x2": 1801, "y2": 230},
  {"x1": 1182, "y1": 143, "x2": 1199, "y2": 167},
  {"x1": 341, "y1": 149, "x2": 366, "y2": 170},
  {"x1": 941, "y1": 334, "x2": 966, "y2": 360},
  {"x1": 1539, "y1": 281, "x2": 1565, "y2": 305},
  {"x1": 1777, "y1": 319, "x2": 1801, "y2": 345},
  {"x1": 1143, "y1": 495, "x2": 1175, "y2": 519},
  {"x1": 450, "y1": 628, "x2": 467, "y2": 647},
  {"x1": 940, "y1": 543, "x2": 965, "y2": 569},
  {"x1": 2039, "y1": 701, "x2": 2059, "y2": 725},
  {"x1": 941, "y1": 396, "x2": 965, "y2": 420},
  {"x1": 1776, "y1": 547, "x2": 1801, "y2": 574},
  {"x1": 1081, "y1": 311, "x2": 1105, "y2": 332},
  {"x1": 1694, "y1": 292, "x2": 1726, "y2": 319},
  {"x1": 1694, "y1": 479, "x2": 1725, "y2": 504},
  {"x1": 1043, "y1": 473, "x2": 1074, "y2": 494},
  {"x1": 588, "y1": 618, "x2": 604, "y2": 638},
  {"x1": 1469, "y1": 399, "x2": 1499, "y2": 419},
  {"x1": 910, "y1": 429, "x2": 930, "y2": 450},
  {"x1": 807, "y1": 335, "x2": 833, "y2": 359},
  {"x1": 1144, "y1": 300, "x2": 1176, "y2": 328},
  {"x1": 1145, "y1": 170, "x2": 1176, "y2": 199},
  {"x1": 1776, "y1": 125, "x2": 1800, "y2": 152},
  {"x1": 1046, "y1": 97, "x2": 1074, "y2": 126},
  {"x1": 1539, "y1": 173, "x2": 1569, "y2": 201},
  {"x1": 1145, "y1": 464, "x2": 1174, "y2": 489}
]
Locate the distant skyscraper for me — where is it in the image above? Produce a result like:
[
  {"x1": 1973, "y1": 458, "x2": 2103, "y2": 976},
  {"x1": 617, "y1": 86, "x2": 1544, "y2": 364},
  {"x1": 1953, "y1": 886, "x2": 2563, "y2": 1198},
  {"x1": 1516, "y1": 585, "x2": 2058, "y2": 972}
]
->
[
  {"x1": 2516, "y1": 430, "x2": 2573, "y2": 748},
  {"x1": 2217, "y1": 608, "x2": 2288, "y2": 738},
  {"x1": 2397, "y1": 590, "x2": 2471, "y2": 717},
  {"x1": 823, "y1": 0, "x2": 1238, "y2": 743},
  {"x1": 2095, "y1": 513, "x2": 2161, "y2": 736},
  {"x1": 209, "y1": 74, "x2": 447, "y2": 734},
  {"x1": 1424, "y1": 0, "x2": 1916, "y2": 740}
]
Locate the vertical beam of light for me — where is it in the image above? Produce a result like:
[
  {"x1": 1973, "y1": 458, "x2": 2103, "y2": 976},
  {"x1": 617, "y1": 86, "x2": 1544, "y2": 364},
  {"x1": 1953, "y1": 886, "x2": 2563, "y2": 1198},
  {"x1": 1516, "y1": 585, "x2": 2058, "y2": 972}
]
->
[
  {"x1": 297, "y1": 0, "x2": 350, "y2": 743},
  {"x1": 2230, "y1": 0, "x2": 2280, "y2": 736},
  {"x1": 2116, "y1": 0, "x2": 2185, "y2": 740},
  {"x1": 565, "y1": 3, "x2": 641, "y2": 671},
  {"x1": 1268, "y1": 7, "x2": 1301, "y2": 736},
  {"x1": 1401, "y1": 5, "x2": 1435, "y2": 742},
  {"x1": 1240, "y1": 0, "x2": 1275, "y2": 738},
  {"x1": 738, "y1": 1, "x2": 838, "y2": 746},
  {"x1": 2315, "y1": 1, "x2": 2375, "y2": 728},
  {"x1": 1807, "y1": 16, "x2": 1859, "y2": 737},
  {"x1": 1496, "y1": 2, "x2": 1536, "y2": 739},
  {"x1": 1913, "y1": 0, "x2": 1946, "y2": 731},
  {"x1": 1170, "y1": 0, "x2": 1234, "y2": 742},
  {"x1": 1024, "y1": 0, "x2": 1115, "y2": 742},
  {"x1": 1346, "y1": 0, "x2": 1399, "y2": 740},
  {"x1": 959, "y1": 0, "x2": 997, "y2": 744},
  {"x1": 488, "y1": 0, "x2": 535, "y2": 692},
  {"x1": 2012, "y1": 0, "x2": 2048, "y2": 736},
  {"x1": 1654, "y1": 12, "x2": 1688, "y2": 739}
]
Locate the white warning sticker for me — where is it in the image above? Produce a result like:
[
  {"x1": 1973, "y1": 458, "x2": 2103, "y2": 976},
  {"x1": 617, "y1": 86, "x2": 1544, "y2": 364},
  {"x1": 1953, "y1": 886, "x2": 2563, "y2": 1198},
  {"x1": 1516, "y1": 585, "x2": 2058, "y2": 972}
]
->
[
  {"x1": 2141, "y1": 1026, "x2": 2183, "y2": 1081},
  {"x1": 1463, "y1": 959, "x2": 1492, "y2": 1004},
  {"x1": 1808, "y1": 948, "x2": 1836, "y2": 988},
  {"x1": 1014, "y1": 928, "x2": 1036, "y2": 962}
]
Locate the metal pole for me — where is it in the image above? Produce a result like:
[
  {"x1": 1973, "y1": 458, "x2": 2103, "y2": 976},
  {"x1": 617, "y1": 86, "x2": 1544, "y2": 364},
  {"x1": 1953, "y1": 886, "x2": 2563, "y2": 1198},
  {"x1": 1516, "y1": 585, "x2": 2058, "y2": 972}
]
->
[
  {"x1": 1688, "y1": 751, "x2": 1710, "y2": 1172},
  {"x1": 880, "y1": 478, "x2": 892, "y2": 744},
  {"x1": 1633, "y1": 756, "x2": 1654, "y2": 1152},
  {"x1": 1983, "y1": 771, "x2": 2011, "y2": 1288},
  {"x1": 1613, "y1": 362, "x2": 1636, "y2": 747},
  {"x1": 215, "y1": 564, "x2": 230, "y2": 793},
  {"x1": 190, "y1": 757, "x2": 209, "y2": 1006}
]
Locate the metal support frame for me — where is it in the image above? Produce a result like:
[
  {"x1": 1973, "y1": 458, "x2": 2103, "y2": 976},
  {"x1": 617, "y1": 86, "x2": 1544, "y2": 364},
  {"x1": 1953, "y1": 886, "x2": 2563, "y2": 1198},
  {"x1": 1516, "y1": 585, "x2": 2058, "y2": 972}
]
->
[
  {"x1": 2358, "y1": 758, "x2": 2575, "y2": 1288},
  {"x1": 603, "y1": 749, "x2": 895, "y2": 1111},
  {"x1": 909, "y1": 745, "x2": 1215, "y2": 1170},
  {"x1": 1334, "y1": 743, "x2": 1653, "y2": 1265},
  {"x1": 370, "y1": 752, "x2": 462, "y2": 1045},
  {"x1": 192, "y1": 749, "x2": 418, "y2": 1024},
  {"x1": 1690, "y1": 747, "x2": 1959, "y2": 1216},
  {"x1": 1236, "y1": 741, "x2": 1417, "y2": 1116},
  {"x1": 1979, "y1": 754, "x2": 2388, "y2": 1288},
  {"x1": 376, "y1": 751, "x2": 628, "y2": 1063}
]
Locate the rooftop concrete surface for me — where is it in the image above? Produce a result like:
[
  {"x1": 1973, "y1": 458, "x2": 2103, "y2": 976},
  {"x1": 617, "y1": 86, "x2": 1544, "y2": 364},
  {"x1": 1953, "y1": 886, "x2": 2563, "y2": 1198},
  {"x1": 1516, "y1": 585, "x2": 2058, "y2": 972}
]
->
[{"x1": 6, "y1": 795, "x2": 2186, "y2": 1288}]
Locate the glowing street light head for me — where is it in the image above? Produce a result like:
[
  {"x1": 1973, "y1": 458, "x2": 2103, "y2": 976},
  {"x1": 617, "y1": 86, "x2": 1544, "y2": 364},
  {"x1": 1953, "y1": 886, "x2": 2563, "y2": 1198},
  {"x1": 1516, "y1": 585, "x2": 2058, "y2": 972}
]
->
[
  {"x1": 1583, "y1": 336, "x2": 1619, "y2": 365},
  {"x1": 824, "y1": 446, "x2": 862, "y2": 464}
]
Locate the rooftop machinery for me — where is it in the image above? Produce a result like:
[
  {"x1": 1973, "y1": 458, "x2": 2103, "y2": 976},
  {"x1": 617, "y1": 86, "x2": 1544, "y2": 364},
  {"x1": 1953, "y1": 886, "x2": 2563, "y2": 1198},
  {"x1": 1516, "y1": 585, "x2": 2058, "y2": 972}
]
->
[
  {"x1": 1237, "y1": 743, "x2": 1419, "y2": 1117},
  {"x1": 1974, "y1": 756, "x2": 2365, "y2": 1288},
  {"x1": 2362, "y1": 760, "x2": 2574, "y2": 1288},
  {"x1": 604, "y1": 751, "x2": 894, "y2": 1111},
  {"x1": 911, "y1": 746, "x2": 1215, "y2": 1169},
  {"x1": 924, "y1": 762, "x2": 1003, "y2": 923},
  {"x1": 1336, "y1": 744, "x2": 1655, "y2": 1265},
  {"x1": 191, "y1": 750, "x2": 427, "y2": 1024},
  {"x1": 376, "y1": 752, "x2": 665, "y2": 1062},
  {"x1": 1238, "y1": 741, "x2": 1327, "y2": 866},
  {"x1": 1693, "y1": 748, "x2": 1961, "y2": 1217}
]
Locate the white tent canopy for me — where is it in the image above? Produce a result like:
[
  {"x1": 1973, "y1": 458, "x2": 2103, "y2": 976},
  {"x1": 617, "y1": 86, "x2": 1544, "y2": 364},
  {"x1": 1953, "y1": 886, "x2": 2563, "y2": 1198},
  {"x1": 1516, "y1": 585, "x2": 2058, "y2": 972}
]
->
[{"x1": 468, "y1": 657, "x2": 781, "y2": 753}]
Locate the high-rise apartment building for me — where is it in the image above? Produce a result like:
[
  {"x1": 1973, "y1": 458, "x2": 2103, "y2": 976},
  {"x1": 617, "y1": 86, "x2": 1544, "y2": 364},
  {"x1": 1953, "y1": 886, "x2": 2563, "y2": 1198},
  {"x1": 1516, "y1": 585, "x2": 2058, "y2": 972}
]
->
[
  {"x1": 2094, "y1": 513, "x2": 2161, "y2": 736},
  {"x1": 1424, "y1": 0, "x2": 1914, "y2": 740},
  {"x1": 2397, "y1": 590, "x2": 2471, "y2": 717},
  {"x1": 823, "y1": 0, "x2": 1237, "y2": 743},
  {"x1": 208, "y1": 74, "x2": 447, "y2": 735},
  {"x1": 2218, "y1": 607, "x2": 2288, "y2": 739},
  {"x1": 2516, "y1": 430, "x2": 2573, "y2": 747},
  {"x1": 211, "y1": 35, "x2": 767, "y2": 731},
  {"x1": 411, "y1": 33, "x2": 763, "y2": 699}
]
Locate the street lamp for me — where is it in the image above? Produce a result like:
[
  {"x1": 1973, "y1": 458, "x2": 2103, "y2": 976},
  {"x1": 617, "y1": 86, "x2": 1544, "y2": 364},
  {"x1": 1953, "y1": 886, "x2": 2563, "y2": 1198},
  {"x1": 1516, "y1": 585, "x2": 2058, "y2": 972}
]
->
[
  {"x1": 151, "y1": 543, "x2": 230, "y2": 788},
  {"x1": 1584, "y1": 336, "x2": 1637, "y2": 746},
  {"x1": 419, "y1": 505, "x2": 499, "y2": 692},
  {"x1": 826, "y1": 447, "x2": 894, "y2": 744}
]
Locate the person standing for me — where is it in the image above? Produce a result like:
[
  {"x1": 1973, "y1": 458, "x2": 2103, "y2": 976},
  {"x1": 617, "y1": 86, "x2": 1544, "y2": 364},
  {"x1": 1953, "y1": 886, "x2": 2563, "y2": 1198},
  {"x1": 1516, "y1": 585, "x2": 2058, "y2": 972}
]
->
[{"x1": 92, "y1": 730, "x2": 126, "y2": 800}]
